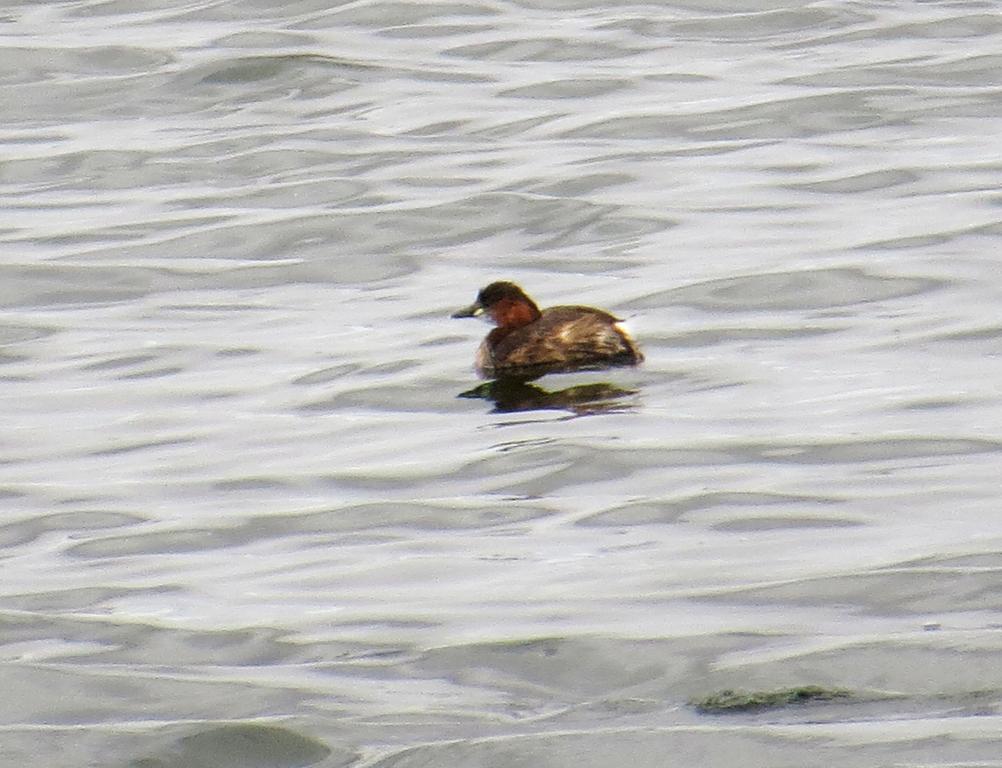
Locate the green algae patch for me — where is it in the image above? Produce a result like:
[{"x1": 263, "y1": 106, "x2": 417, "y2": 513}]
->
[{"x1": 693, "y1": 685, "x2": 852, "y2": 714}]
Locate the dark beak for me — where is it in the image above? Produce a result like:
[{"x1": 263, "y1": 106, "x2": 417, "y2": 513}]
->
[{"x1": 451, "y1": 300, "x2": 484, "y2": 319}]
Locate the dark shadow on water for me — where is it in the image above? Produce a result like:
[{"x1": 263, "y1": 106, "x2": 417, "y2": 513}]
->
[
  {"x1": 131, "y1": 723, "x2": 346, "y2": 768},
  {"x1": 459, "y1": 377, "x2": 638, "y2": 415}
]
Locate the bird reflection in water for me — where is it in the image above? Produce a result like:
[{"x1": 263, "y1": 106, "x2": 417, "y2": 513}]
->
[{"x1": 459, "y1": 377, "x2": 638, "y2": 415}]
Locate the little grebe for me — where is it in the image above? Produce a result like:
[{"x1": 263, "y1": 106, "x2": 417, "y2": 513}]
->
[{"x1": 452, "y1": 281, "x2": 643, "y2": 379}]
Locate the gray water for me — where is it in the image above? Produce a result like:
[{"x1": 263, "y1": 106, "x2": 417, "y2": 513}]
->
[{"x1": 3, "y1": 1, "x2": 1002, "y2": 766}]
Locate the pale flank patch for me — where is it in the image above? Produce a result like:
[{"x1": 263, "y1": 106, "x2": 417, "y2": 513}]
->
[{"x1": 613, "y1": 319, "x2": 636, "y2": 338}]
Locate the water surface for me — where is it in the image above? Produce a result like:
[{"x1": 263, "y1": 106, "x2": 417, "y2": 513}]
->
[{"x1": 2, "y1": 1, "x2": 1002, "y2": 766}]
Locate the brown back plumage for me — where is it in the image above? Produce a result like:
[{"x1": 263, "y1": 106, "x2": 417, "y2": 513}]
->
[{"x1": 485, "y1": 306, "x2": 642, "y2": 378}]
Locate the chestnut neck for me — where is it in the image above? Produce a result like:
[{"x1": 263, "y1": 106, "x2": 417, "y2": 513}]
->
[{"x1": 488, "y1": 296, "x2": 541, "y2": 329}]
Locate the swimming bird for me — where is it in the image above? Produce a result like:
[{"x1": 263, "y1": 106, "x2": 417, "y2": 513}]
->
[{"x1": 452, "y1": 281, "x2": 643, "y2": 379}]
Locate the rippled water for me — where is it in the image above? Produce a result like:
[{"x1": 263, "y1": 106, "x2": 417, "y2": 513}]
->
[{"x1": 3, "y1": 1, "x2": 1002, "y2": 766}]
